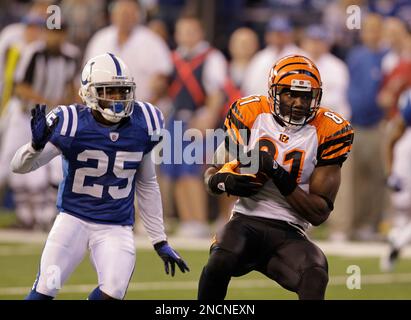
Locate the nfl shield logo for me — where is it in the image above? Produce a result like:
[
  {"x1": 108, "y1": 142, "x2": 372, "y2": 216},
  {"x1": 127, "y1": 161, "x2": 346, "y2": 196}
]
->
[{"x1": 110, "y1": 132, "x2": 119, "y2": 142}]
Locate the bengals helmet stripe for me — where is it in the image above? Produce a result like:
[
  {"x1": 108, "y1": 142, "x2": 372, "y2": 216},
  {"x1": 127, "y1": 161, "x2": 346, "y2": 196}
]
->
[
  {"x1": 275, "y1": 61, "x2": 321, "y2": 75},
  {"x1": 277, "y1": 70, "x2": 320, "y2": 84}
]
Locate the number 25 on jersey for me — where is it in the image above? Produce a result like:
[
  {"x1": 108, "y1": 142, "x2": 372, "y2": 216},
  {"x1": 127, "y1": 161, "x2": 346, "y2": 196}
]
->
[{"x1": 72, "y1": 150, "x2": 143, "y2": 199}]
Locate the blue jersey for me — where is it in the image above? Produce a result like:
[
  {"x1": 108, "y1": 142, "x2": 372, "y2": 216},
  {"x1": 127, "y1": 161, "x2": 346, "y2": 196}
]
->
[
  {"x1": 399, "y1": 89, "x2": 411, "y2": 127},
  {"x1": 47, "y1": 102, "x2": 164, "y2": 226}
]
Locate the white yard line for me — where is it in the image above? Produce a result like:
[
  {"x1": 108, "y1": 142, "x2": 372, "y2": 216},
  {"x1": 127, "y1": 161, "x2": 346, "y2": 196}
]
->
[
  {"x1": 0, "y1": 246, "x2": 43, "y2": 255},
  {"x1": 1, "y1": 273, "x2": 411, "y2": 296},
  {"x1": 1, "y1": 230, "x2": 411, "y2": 258}
]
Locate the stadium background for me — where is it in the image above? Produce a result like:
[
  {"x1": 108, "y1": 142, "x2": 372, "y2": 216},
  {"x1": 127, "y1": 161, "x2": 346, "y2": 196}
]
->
[{"x1": 1, "y1": 0, "x2": 411, "y2": 300}]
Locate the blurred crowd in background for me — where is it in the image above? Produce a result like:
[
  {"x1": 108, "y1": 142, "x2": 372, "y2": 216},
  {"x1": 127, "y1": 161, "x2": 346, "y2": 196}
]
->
[{"x1": 1, "y1": 0, "x2": 411, "y2": 243}]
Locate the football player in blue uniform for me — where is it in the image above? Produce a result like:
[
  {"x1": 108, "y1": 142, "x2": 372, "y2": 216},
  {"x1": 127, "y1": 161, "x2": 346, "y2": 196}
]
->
[
  {"x1": 11, "y1": 53, "x2": 189, "y2": 300},
  {"x1": 381, "y1": 89, "x2": 411, "y2": 272}
]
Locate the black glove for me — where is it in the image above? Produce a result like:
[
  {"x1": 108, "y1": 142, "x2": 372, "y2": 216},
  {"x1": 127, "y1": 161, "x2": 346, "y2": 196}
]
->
[
  {"x1": 30, "y1": 104, "x2": 59, "y2": 151},
  {"x1": 154, "y1": 241, "x2": 190, "y2": 277},
  {"x1": 208, "y1": 169, "x2": 264, "y2": 197},
  {"x1": 249, "y1": 149, "x2": 277, "y2": 176},
  {"x1": 246, "y1": 149, "x2": 297, "y2": 197}
]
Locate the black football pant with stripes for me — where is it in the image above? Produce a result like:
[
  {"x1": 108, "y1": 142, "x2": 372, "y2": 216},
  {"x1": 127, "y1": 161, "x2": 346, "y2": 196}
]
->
[{"x1": 198, "y1": 213, "x2": 329, "y2": 300}]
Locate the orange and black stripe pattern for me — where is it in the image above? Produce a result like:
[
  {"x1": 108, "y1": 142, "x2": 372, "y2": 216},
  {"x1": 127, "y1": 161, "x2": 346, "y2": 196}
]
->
[
  {"x1": 223, "y1": 96, "x2": 271, "y2": 147},
  {"x1": 311, "y1": 108, "x2": 354, "y2": 166},
  {"x1": 224, "y1": 102, "x2": 250, "y2": 146}
]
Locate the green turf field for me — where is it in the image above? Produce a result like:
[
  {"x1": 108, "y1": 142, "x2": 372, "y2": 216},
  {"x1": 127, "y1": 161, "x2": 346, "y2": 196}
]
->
[{"x1": 1, "y1": 242, "x2": 411, "y2": 300}]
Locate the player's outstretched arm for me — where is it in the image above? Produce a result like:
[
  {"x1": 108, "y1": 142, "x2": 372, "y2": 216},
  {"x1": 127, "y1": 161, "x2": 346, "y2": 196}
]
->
[
  {"x1": 134, "y1": 153, "x2": 190, "y2": 276},
  {"x1": 135, "y1": 151, "x2": 169, "y2": 244},
  {"x1": 10, "y1": 142, "x2": 61, "y2": 174}
]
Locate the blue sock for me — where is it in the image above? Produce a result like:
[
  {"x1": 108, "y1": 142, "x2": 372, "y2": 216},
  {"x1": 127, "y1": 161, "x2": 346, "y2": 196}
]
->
[
  {"x1": 88, "y1": 287, "x2": 114, "y2": 300},
  {"x1": 25, "y1": 289, "x2": 53, "y2": 300}
]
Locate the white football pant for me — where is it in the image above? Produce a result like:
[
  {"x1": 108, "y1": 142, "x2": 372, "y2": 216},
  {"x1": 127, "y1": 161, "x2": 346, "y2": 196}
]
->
[{"x1": 33, "y1": 212, "x2": 136, "y2": 299}]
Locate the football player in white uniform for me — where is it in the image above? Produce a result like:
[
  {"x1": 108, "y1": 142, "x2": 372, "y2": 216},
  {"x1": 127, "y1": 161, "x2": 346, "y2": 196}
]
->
[
  {"x1": 381, "y1": 89, "x2": 411, "y2": 272},
  {"x1": 199, "y1": 55, "x2": 354, "y2": 300},
  {"x1": 11, "y1": 53, "x2": 189, "y2": 300}
]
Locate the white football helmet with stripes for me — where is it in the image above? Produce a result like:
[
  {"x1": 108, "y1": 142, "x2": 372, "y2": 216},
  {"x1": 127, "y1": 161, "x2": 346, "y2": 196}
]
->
[{"x1": 79, "y1": 53, "x2": 136, "y2": 123}]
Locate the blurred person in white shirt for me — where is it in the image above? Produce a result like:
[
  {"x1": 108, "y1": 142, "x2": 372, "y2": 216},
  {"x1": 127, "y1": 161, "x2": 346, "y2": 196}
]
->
[
  {"x1": 226, "y1": 27, "x2": 259, "y2": 91},
  {"x1": 84, "y1": 0, "x2": 172, "y2": 102},
  {"x1": 162, "y1": 14, "x2": 227, "y2": 238},
  {"x1": 242, "y1": 16, "x2": 303, "y2": 96}
]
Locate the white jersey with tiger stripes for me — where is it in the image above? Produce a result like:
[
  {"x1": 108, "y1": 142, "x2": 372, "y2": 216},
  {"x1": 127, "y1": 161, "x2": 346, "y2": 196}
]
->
[{"x1": 225, "y1": 95, "x2": 353, "y2": 231}]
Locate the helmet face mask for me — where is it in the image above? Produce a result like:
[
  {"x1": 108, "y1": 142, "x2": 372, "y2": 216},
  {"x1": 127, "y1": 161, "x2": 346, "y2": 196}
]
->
[
  {"x1": 270, "y1": 84, "x2": 322, "y2": 126},
  {"x1": 79, "y1": 53, "x2": 136, "y2": 123},
  {"x1": 92, "y1": 82, "x2": 136, "y2": 122},
  {"x1": 268, "y1": 55, "x2": 322, "y2": 127}
]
